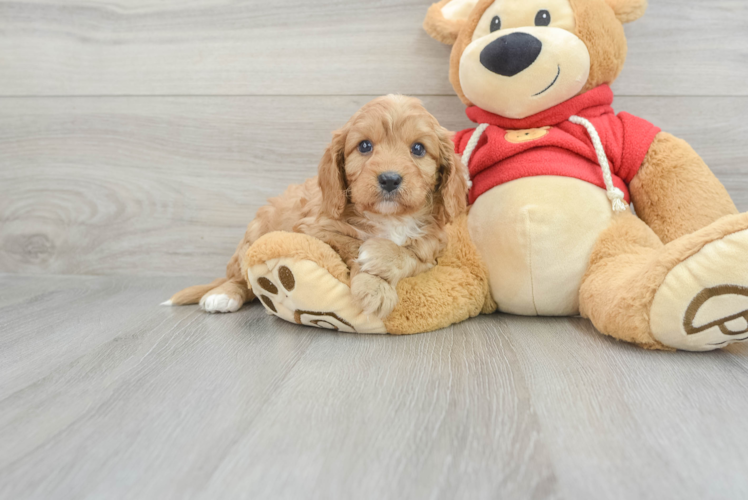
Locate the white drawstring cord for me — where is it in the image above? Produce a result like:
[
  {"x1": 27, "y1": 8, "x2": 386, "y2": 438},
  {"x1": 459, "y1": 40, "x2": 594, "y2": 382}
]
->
[
  {"x1": 460, "y1": 123, "x2": 489, "y2": 189},
  {"x1": 569, "y1": 115, "x2": 628, "y2": 213},
  {"x1": 462, "y1": 118, "x2": 628, "y2": 213}
]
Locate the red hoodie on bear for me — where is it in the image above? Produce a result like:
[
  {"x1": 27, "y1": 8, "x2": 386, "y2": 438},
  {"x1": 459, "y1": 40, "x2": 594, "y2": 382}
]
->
[{"x1": 453, "y1": 85, "x2": 661, "y2": 205}]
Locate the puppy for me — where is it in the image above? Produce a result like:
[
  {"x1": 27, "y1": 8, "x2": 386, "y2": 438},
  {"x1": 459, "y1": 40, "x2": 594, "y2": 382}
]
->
[{"x1": 165, "y1": 95, "x2": 468, "y2": 318}]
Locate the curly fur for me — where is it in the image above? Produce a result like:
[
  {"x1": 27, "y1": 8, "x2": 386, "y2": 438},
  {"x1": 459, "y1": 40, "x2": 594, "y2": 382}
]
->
[{"x1": 167, "y1": 95, "x2": 468, "y2": 318}]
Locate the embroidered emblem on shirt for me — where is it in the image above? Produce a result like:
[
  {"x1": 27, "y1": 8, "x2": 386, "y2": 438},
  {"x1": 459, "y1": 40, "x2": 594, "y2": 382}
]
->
[{"x1": 505, "y1": 126, "x2": 551, "y2": 144}]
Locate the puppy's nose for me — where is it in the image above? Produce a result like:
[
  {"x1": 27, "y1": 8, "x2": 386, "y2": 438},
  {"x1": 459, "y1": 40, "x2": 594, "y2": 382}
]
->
[
  {"x1": 480, "y1": 32, "x2": 542, "y2": 77},
  {"x1": 378, "y1": 172, "x2": 402, "y2": 193}
]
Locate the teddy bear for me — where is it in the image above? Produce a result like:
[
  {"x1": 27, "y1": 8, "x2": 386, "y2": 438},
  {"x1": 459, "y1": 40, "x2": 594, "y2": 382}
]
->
[
  {"x1": 421, "y1": 0, "x2": 748, "y2": 351},
  {"x1": 245, "y1": 0, "x2": 748, "y2": 351}
]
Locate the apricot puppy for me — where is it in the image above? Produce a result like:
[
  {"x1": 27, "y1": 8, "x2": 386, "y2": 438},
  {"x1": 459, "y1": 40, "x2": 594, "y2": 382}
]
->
[{"x1": 166, "y1": 95, "x2": 468, "y2": 319}]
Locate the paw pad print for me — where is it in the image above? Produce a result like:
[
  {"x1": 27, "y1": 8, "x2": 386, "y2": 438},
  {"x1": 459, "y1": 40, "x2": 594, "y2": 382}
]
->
[
  {"x1": 649, "y1": 227, "x2": 748, "y2": 351},
  {"x1": 293, "y1": 310, "x2": 355, "y2": 331},
  {"x1": 247, "y1": 257, "x2": 386, "y2": 333},
  {"x1": 684, "y1": 286, "x2": 748, "y2": 341},
  {"x1": 255, "y1": 266, "x2": 297, "y2": 319},
  {"x1": 248, "y1": 258, "x2": 386, "y2": 334},
  {"x1": 256, "y1": 263, "x2": 357, "y2": 332}
]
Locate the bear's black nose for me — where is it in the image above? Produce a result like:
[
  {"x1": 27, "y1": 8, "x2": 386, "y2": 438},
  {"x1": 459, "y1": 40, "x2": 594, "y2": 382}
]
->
[
  {"x1": 378, "y1": 172, "x2": 402, "y2": 193},
  {"x1": 480, "y1": 32, "x2": 543, "y2": 77}
]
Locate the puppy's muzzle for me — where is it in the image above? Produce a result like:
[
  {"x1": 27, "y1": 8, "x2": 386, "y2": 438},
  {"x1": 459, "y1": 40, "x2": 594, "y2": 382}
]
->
[
  {"x1": 378, "y1": 172, "x2": 403, "y2": 194},
  {"x1": 480, "y1": 32, "x2": 543, "y2": 77}
]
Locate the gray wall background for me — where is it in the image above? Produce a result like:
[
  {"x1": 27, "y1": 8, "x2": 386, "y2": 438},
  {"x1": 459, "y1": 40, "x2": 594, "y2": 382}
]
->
[{"x1": 1, "y1": 0, "x2": 746, "y2": 277}]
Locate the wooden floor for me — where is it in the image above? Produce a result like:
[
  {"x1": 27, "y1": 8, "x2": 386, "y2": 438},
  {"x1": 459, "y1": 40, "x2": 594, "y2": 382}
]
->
[
  {"x1": 2, "y1": 0, "x2": 748, "y2": 498},
  {"x1": 3, "y1": 274, "x2": 748, "y2": 499}
]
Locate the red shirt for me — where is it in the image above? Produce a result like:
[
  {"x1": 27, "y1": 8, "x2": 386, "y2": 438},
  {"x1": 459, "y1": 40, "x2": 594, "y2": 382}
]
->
[{"x1": 454, "y1": 85, "x2": 661, "y2": 205}]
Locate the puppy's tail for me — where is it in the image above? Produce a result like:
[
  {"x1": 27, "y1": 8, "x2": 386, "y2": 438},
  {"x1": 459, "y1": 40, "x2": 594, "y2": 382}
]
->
[{"x1": 162, "y1": 277, "x2": 228, "y2": 306}]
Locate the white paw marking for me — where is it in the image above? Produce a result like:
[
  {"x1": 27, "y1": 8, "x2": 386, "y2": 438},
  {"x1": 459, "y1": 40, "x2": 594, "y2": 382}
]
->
[
  {"x1": 160, "y1": 300, "x2": 173, "y2": 306},
  {"x1": 356, "y1": 249, "x2": 374, "y2": 271},
  {"x1": 200, "y1": 293, "x2": 241, "y2": 313}
]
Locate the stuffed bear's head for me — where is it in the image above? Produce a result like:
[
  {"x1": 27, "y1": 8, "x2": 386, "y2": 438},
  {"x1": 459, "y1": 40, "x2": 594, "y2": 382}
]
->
[{"x1": 424, "y1": 0, "x2": 647, "y2": 119}]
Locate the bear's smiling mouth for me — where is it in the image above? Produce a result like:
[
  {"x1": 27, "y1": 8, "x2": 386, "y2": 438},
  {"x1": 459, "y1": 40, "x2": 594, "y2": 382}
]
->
[{"x1": 532, "y1": 65, "x2": 561, "y2": 97}]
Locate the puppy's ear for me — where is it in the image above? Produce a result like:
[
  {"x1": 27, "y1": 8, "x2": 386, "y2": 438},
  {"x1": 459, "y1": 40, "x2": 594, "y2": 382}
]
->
[
  {"x1": 318, "y1": 127, "x2": 349, "y2": 219},
  {"x1": 604, "y1": 0, "x2": 647, "y2": 23},
  {"x1": 433, "y1": 126, "x2": 468, "y2": 226},
  {"x1": 423, "y1": 0, "x2": 480, "y2": 45}
]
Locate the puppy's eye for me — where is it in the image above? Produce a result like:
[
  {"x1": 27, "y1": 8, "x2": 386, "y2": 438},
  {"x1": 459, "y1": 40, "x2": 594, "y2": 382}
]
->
[
  {"x1": 358, "y1": 140, "x2": 373, "y2": 154},
  {"x1": 410, "y1": 143, "x2": 426, "y2": 158},
  {"x1": 535, "y1": 10, "x2": 551, "y2": 26},
  {"x1": 490, "y1": 16, "x2": 501, "y2": 32}
]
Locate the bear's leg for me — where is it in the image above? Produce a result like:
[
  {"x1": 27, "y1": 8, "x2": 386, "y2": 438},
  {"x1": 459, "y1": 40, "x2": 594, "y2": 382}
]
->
[
  {"x1": 580, "y1": 211, "x2": 748, "y2": 351},
  {"x1": 629, "y1": 132, "x2": 739, "y2": 244},
  {"x1": 579, "y1": 212, "x2": 666, "y2": 349},
  {"x1": 245, "y1": 215, "x2": 490, "y2": 335}
]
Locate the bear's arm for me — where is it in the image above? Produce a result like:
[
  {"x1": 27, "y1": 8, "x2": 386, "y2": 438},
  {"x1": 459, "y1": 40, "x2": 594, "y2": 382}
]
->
[
  {"x1": 305, "y1": 229, "x2": 362, "y2": 270},
  {"x1": 628, "y1": 131, "x2": 738, "y2": 244},
  {"x1": 383, "y1": 214, "x2": 494, "y2": 334}
]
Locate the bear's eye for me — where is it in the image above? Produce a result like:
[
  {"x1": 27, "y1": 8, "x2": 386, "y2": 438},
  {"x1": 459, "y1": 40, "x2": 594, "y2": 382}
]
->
[
  {"x1": 411, "y1": 143, "x2": 426, "y2": 158},
  {"x1": 490, "y1": 16, "x2": 501, "y2": 32},
  {"x1": 535, "y1": 10, "x2": 551, "y2": 26},
  {"x1": 358, "y1": 140, "x2": 373, "y2": 154}
]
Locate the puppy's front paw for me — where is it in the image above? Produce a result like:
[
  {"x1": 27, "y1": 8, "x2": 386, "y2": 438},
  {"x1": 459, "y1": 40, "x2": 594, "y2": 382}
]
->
[
  {"x1": 357, "y1": 238, "x2": 402, "y2": 282},
  {"x1": 351, "y1": 273, "x2": 398, "y2": 319}
]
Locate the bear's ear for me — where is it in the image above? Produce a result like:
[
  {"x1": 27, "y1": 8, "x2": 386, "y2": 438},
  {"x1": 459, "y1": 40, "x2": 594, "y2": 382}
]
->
[
  {"x1": 423, "y1": 0, "x2": 481, "y2": 45},
  {"x1": 604, "y1": 0, "x2": 648, "y2": 23}
]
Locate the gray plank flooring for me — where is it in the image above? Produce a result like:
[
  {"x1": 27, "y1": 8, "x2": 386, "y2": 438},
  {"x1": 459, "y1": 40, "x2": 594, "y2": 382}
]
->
[
  {"x1": 2, "y1": 0, "x2": 748, "y2": 498},
  {"x1": 2, "y1": 274, "x2": 748, "y2": 500}
]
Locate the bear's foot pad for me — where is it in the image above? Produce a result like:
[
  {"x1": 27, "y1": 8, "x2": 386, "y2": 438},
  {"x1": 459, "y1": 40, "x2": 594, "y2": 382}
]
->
[
  {"x1": 248, "y1": 257, "x2": 387, "y2": 334},
  {"x1": 651, "y1": 227, "x2": 748, "y2": 351}
]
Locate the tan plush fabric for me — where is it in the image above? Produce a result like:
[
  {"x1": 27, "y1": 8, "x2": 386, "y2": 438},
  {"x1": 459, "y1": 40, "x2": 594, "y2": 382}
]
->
[
  {"x1": 431, "y1": 0, "x2": 630, "y2": 103},
  {"x1": 470, "y1": 177, "x2": 614, "y2": 316},
  {"x1": 423, "y1": 0, "x2": 467, "y2": 45},
  {"x1": 243, "y1": 231, "x2": 352, "y2": 286},
  {"x1": 448, "y1": 0, "x2": 496, "y2": 106},
  {"x1": 579, "y1": 212, "x2": 667, "y2": 349},
  {"x1": 568, "y1": 0, "x2": 628, "y2": 93},
  {"x1": 420, "y1": 0, "x2": 748, "y2": 351},
  {"x1": 247, "y1": 255, "x2": 387, "y2": 335},
  {"x1": 245, "y1": 215, "x2": 489, "y2": 335},
  {"x1": 580, "y1": 212, "x2": 748, "y2": 350},
  {"x1": 459, "y1": 22, "x2": 589, "y2": 118},
  {"x1": 603, "y1": 0, "x2": 648, "y2": 23},
  {"x1": 650, "y1": 226, "x2": 748, "y2": 351},
  {"x1": 384, "y1": 213, "x2": 490, "y2": 334},
  {"x1": 629, "y1": 132, "x2": 739, "y2": 244}
]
